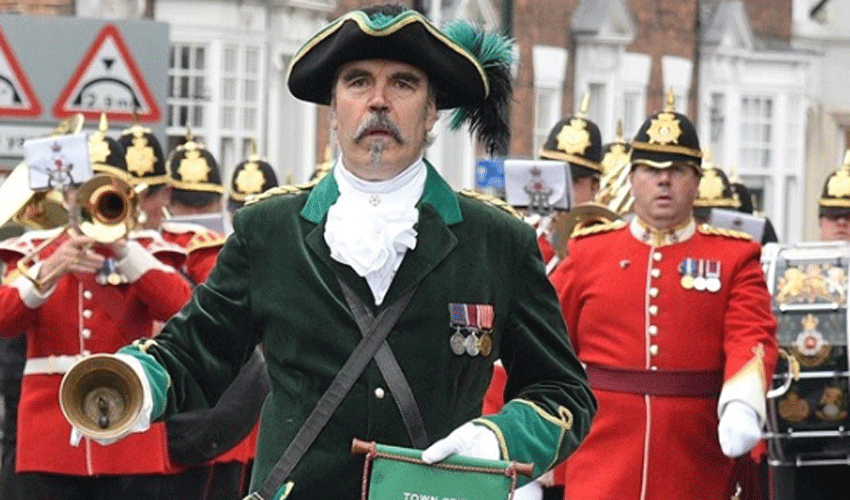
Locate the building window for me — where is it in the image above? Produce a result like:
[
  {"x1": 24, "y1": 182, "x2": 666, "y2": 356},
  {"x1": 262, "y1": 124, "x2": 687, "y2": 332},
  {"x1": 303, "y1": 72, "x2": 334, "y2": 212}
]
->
[
  {"x1": 739, "y1": 95, "x2": 773, "y2": 170},
  {"x1": 167, "y1": 43, "x2": 208, "y2": 149},
  {"x1": 622, "y1": 90, "x2": 642, "y2": 139},
  {"x1": 219, "y1": 43, "x2": 262, "y2": 170},
  {"x1": 534, "y1": 87, "x2": 559, "y2": 154},
  {"x1": 709, "y1": 92, "x2": 725, "y2": 161}
]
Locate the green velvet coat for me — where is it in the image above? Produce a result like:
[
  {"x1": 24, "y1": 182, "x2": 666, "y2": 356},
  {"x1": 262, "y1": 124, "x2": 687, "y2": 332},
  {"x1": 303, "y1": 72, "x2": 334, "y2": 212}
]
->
[{"x1": 122, "y1": 162, "x2": 596, "y2": 499}]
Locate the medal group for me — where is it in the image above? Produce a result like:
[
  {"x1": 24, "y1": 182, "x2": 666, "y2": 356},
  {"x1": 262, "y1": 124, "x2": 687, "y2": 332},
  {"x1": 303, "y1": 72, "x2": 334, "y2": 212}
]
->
[
  {"x1": 678, "y1": 258, "x2": 721, "y2": 292},
  {"x1": 448, "y1": 303, "x2": 494, "y2": 357}
]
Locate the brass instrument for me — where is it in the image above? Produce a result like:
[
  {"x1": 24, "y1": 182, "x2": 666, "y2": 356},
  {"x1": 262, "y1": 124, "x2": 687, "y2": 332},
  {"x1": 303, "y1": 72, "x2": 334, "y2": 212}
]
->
[
  {"x1": 59, "y1": 354, "x2": 145, "y2": 441},
  {"x1": 16, "y1": 173, "x2": 140, "y2": 290}
]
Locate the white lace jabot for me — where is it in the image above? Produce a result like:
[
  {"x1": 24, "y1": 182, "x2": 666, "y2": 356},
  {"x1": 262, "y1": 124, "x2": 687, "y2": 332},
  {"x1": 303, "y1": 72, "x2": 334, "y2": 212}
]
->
[{"x1": 324, "y1": 158, "x2": 426, "y2": 305}]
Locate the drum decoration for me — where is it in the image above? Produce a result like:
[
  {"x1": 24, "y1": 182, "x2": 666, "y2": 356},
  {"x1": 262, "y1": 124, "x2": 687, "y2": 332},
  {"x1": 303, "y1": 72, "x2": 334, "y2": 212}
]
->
[{"x1": 762, "y1": 242, "x2": 850, "y2": 466}]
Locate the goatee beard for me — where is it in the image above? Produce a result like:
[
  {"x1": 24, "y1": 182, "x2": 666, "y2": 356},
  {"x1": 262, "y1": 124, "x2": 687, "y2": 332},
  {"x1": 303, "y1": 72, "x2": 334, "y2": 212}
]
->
[{"x1": 369, "y1": 140, "x2": 385, "y2": 168}]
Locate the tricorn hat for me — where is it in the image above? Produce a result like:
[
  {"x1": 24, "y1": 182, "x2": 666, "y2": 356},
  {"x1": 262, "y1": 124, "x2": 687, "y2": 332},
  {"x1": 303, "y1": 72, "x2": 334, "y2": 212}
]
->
[
  {"x1": 819, "y1": 150, "x2": 850, "y2": 218},
  {"x1": 166, "y1": 128, "x2": 224, "y2": 194},
  {"x1": 228, "y1": 143, "x2": 279, "y2": 209},
  {"x1": 631, "y1": 89, "x2": 702, "y2": 172},
  {"x1": 87, "y1": 114, "x2": 128, "y2": 178},
  {"x1": 539, "y1": 93, "x2": 603, "y2": 179},
  {"x1": 287, "y1": 3, "x2": 513, "y2": 155},
  {"x1": 117, "y1": 117, "x2": 169, "y2": 187}
]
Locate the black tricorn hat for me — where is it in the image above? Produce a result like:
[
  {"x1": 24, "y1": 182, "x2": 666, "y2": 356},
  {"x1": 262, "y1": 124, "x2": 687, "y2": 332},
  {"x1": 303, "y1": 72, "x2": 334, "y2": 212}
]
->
[
  {"x1": 88, "y1": 114, "x2": 128, "y2": 177},
  {"x1": 228, "y1": 146, "x2": 279, "y2": 207},
  {"x1": 166, "y1": 128, "x2": 224, "y2": 194},
  {"x1": 117, "y1": 118, "x2": 169, "y2": 187},
  {"x1": 539, "y1": 93, "x2": 603, "y2": 178},
  {"x1": 287, "y1": 3, "x2": 513, "y2": 155},
  {"x1": 631, "y1": 89, "x2": 702, "y2": 172},
  {"x1": 819, "y1": 150, "x2": 850, "y2": 217}
]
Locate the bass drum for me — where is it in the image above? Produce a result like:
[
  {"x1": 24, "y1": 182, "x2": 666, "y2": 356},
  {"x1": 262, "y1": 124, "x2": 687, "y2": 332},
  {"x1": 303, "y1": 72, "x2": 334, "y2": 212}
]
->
[{"x1": 761, "y1": 242, "x2": 850, "y2": 466}]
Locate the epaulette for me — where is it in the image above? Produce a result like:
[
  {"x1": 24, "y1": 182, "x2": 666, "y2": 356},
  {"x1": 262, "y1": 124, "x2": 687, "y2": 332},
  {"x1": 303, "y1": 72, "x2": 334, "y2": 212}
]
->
[
  {"x1": 459, "y1": 189, "x2": 522, "y2": 220},
  {"x1": 571, "y1": 219, "x2": 627, "y2": 239},
  {"x1": 697, "y1": 224, "x2": 753, "y2": 240},
  {"x1": 245, "y1": 181, "x2": 317, "y2": 206},
  {"x1": 0, "y1": 227, "x2": 64, "y2": 256},
  {"x1": 187, "y1": 230, "x2": 227, "y2": 252},
  {"x1": 130, "y1": 229, "x2": 187, "y2": 257}
]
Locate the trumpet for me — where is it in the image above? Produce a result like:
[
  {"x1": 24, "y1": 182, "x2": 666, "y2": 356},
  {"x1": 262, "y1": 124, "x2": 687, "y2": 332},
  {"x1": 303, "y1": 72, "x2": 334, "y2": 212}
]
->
[{"x1": 15, "y1": 173, "x2": 141, "y2": 290}]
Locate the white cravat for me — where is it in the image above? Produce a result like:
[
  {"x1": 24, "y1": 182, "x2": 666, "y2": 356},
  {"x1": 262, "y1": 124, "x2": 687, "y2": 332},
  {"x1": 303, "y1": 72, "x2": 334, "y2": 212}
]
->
[{"x1": 324, "y1": 158, "x2": 426, "y2": 305}]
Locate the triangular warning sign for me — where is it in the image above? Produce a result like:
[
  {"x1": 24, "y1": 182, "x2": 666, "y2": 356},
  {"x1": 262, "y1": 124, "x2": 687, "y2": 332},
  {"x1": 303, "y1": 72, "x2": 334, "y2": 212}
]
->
[
  {"x1": 53, "y1": 24, "x2": 160, "y2": 122},
  {"x1": 0, "y1": 27, "x2": 41, "y2": 117}
]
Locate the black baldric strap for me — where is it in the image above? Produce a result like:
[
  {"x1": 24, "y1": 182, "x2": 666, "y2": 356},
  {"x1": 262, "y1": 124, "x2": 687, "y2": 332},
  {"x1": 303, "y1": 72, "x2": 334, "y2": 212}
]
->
[
  {"x1": 338, "y1": 280, "x2": 430, "y2": 449},
  {"x1": 249, "y1": 280, "x2": 418, "y2": 500}
]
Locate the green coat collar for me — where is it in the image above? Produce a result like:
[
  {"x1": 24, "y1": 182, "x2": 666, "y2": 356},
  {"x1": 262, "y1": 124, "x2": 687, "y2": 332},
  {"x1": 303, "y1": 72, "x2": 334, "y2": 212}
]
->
[{"x1": 300, "y1": 160, "x2": 463, "y2": 225}]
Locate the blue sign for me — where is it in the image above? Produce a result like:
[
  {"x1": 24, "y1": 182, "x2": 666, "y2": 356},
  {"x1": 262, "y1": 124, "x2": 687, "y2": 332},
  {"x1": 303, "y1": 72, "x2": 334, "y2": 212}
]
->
[{"x1": 476, "y1": 157, "x2": 505, "y2": 198}]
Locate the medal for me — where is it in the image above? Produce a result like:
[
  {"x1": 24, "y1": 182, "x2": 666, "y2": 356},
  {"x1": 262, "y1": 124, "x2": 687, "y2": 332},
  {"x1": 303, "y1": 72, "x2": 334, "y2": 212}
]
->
[
  {"x1": 693, "y1": 259, "x2": 707, "y2": 291},
  {"x1": 679, "y1": 258, "x2": 696, "y2": 290},
  {"x1": 705, "y1": 260, "x2": 721, "y2": 293},
  {"x1": 464, "y1": 330, "x2": 480, "y2": 356},
  {"x1": 450, "y1": 328, "x2": 466, "y2": 355},
  {"x1": 477, "y1": 333, "x2": 492, "y2": 357}
]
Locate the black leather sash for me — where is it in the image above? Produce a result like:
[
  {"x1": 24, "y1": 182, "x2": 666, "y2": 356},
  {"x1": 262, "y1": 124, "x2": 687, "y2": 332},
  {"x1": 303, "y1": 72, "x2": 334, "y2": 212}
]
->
[{"x1": 248, "y1": 280, "x2": 418, "y2": 500}]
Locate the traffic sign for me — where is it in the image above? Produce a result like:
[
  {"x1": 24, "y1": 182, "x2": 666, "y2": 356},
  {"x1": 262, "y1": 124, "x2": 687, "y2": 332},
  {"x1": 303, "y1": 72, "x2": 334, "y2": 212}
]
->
[
  {"x1": 53, "y1": 24, "x2": 160, "y2": 122},
  {"x1": 0, "y1": 27, "x2": 40, "y2": 117}
]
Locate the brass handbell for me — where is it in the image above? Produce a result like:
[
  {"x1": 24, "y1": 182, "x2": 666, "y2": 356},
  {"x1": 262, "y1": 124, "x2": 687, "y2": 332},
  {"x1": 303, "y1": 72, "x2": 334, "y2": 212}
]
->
[{"x1": 59, "y1": 354, "x2": 145, "y2": 441}]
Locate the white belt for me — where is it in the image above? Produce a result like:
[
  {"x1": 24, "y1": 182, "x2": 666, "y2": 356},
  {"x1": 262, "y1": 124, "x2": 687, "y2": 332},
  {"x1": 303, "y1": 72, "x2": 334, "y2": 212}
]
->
[{"x1": 23, "y1": 355, "x2": 83, "y2": 375}]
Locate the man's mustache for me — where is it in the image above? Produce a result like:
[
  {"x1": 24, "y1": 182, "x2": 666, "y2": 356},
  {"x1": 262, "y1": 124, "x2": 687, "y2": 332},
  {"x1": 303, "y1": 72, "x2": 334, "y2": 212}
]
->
[{"x1": 354, "y1": 112, "x2": 404, "y2": 144}]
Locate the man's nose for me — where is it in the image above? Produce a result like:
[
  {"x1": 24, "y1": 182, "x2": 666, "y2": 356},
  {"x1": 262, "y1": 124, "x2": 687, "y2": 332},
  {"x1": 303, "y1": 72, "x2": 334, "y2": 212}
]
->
[{"x1": 367, "y1": 83, "x2": 389, "y2": 111}]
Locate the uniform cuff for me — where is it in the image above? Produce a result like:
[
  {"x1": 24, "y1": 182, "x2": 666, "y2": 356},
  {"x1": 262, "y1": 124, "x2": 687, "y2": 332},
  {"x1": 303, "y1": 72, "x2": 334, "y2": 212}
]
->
[
  {"x1": 114, "y1": 240, "x2": 176, "y2": 282},
  {"x1": 12, "y1": 262, "x2": 54, "y2": 308},
  {"x1": 718, "y1": 345, "x2": 768, "y2": 424}
]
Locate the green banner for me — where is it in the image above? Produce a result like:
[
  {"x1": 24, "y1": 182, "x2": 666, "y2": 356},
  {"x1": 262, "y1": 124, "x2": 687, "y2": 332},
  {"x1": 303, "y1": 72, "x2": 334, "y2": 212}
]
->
[{"x1": 361, "y1": 443, "x2": 519, "y2": 500}]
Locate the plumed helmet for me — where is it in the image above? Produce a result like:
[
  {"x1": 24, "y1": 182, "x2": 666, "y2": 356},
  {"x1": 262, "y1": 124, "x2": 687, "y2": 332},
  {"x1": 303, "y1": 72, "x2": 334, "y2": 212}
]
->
[
  {"x1": 228, "y1": 143, "x2": 279, "y2": 210},
  {"x1": 538, "y1": 93, "x2": 603, "y2": 179},
  {"x1": 166, "y1": 128, "x2": 224, "y2": 194},
  {"x1": 631, "y1": 89, "x2": 702, "y2": 172},
  {"x1": 819, "y1": 150, "x2": 850, "y2": 218},
  {"x1": 116, "y1": 117, "x2": 169, "y2": 187},
  {"x1": 87, "y1": 114, "x2": 128, "y2": 177},
  {"x1": 600, "y1": 120, "x2": 631, "y2": 176},
  {"x1": 693, "y1": 154, "x2": 740, "y2": 211}
]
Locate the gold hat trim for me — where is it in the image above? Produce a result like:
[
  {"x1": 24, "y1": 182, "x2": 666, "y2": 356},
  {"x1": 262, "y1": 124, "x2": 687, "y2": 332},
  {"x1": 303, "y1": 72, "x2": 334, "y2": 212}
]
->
[
  {"x1": 819, "y1": 198, "x2": 850, "y2": 208},
  {"x1": 170, "y1": 180, "x2": 225, "y2": 194},
  {"x1": 538, "y1": 148, "x2": 602, "y2": 173},
  {"x1": 631, "y1": 141, "x2": 702, "y2": 159},
  {"x1": 287, "y1": 10, "x2": 489, "y2": 99},
  {"x1": 631, "y1": 157, "x2": 701, "y2": 173}
]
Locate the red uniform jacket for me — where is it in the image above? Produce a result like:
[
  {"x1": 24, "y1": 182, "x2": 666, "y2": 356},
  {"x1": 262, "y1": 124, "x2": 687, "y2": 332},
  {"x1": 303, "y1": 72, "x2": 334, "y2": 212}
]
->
[
  {"x1": 549, "y1": 218, "x2": 778, "y2": 500},
  {"x1": 0, "y1": 228, "x2": 192, "y2": 476}
]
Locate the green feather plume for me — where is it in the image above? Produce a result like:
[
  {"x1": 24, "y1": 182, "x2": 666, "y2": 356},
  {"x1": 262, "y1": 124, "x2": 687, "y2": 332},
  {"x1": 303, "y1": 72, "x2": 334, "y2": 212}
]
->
[{"x1": 442, "y1": 20, "x2": 514, "y2": 156}]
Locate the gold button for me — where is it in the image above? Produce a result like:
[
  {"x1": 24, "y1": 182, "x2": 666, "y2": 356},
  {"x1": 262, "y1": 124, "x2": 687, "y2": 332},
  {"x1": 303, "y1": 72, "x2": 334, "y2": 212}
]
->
[
  {"x1": 651, "y1": 268, "x2": 661, "y2": 278},
  {"x1": 82, "y1": 290, "x2": 93, "y2": 300},
  {"x1": 81, "y1": 328, "x2": 92, "y2": 339},
  {"x1": 649, "y1": 344, "x2": 659, "y2": 356},
  {"x1": 649, "y1": 305, "x2": 659, "y2": 315},
  {"x1": 374, "y1": 388, "x2": 385, "y2": 399},
  {"x1": 653, "y1": 252, "x2": 662, "y2": 261},
  {"x1": 649, "y1": 287, "x2": 659, "y2": 298},
  {"x1": 82, "y1": 309, "x2": 93, "y2": 319},
  {"x1": 648, "y1": 325, "x2": 658, "y2": 335}
]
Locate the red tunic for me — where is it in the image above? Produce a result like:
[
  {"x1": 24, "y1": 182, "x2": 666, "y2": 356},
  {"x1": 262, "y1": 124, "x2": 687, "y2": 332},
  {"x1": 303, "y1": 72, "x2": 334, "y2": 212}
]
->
[
  {"x1": 0, "y1": 228, "x2": 192, "y2": 476},
  {"x1": 549, "y1": 218, "x2": 778, "y2": 500}
]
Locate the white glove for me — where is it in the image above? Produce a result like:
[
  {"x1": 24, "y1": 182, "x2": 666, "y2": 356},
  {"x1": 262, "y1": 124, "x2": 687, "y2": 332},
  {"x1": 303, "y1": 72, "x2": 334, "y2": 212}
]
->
[
  {"x1": 717, "y1": 400, "x2": 761, "y2": 457},
  {"x1": 421, "y1": 422, "x2": 500, "y2": 464},
  {"x1": 69, "y1": 353, "x2": 154, "y2": 447},
  {"x1": 513, "y1": 479, "x2": 543, "y2": 500}
]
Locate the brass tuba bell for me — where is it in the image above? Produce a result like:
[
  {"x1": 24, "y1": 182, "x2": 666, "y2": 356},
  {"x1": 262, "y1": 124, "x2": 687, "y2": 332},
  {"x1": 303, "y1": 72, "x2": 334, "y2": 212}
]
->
[{"x1": 59, "y1": 354, "x2": 145, "y2": 442}]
